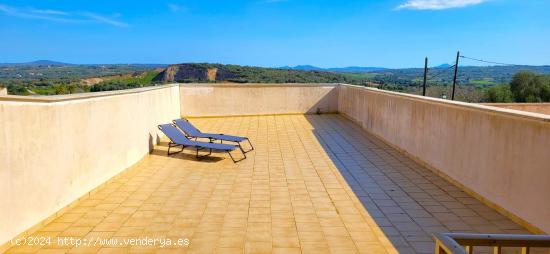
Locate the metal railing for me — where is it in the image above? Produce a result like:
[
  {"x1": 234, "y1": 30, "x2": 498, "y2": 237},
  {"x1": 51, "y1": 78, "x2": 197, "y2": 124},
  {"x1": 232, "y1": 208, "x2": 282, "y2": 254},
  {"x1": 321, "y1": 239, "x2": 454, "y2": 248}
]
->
[{"x1": 433, "y1": 233, "x2": 550, "y2": 254}]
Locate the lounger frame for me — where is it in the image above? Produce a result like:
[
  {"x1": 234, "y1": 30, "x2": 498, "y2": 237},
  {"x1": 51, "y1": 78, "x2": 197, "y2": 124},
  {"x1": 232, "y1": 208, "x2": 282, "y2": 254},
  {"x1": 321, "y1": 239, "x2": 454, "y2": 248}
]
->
[
  {"x1": 159, "y1": 125, "x2": 246, "y2": 163},
  {"x1": 211, "y1": 136, "x2": 254, "y2": 154},
  {"x1": 173, "y1": 119, "x2": 255, "y2": 153}
]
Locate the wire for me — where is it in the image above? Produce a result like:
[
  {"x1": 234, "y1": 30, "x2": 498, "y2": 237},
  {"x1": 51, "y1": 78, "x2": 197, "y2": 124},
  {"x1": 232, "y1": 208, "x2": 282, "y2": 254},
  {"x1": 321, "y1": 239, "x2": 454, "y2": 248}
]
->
[
  {"x1": 429, "y1": 64, "x2": 456, "y2": 71},
  {"x1": 419, "y1": 53, "x2": 522, "y2": 89},
  {"x1": 427, "y1": 65, "x2": 455, "y2": 80},
  {"x1": 459, "y1": 55, "x2": 522, "y2": 66}
]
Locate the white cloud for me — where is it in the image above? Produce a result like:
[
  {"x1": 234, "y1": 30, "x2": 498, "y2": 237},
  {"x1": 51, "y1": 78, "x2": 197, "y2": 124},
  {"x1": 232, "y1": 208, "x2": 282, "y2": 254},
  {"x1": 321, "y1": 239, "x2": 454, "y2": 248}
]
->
[
  {"x1": 0, "y1": 4, "x2": 129, "y2": 27},
  {"x1": 396, "y1": 0, "x2": 487, "y2": 10},
  {"x1": 0, "y1": 4, "x2": 83, "y2": 22},
  {"x1": 81, "y1": 12, "x2": 129, "y2": 27},
  {"x1": 167, "y1": 3, "x2": 189, "y2": 13},
  {"x1": 29, "y1": 8, "x2": 69, "y2": 16}
]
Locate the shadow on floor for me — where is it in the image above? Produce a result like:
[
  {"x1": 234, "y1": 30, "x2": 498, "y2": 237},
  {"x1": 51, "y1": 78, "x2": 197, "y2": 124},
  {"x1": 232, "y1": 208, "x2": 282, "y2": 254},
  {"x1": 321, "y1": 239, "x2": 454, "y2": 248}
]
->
[{"x1": 303, "y1": 114, "x2": 531, "y2": 254}]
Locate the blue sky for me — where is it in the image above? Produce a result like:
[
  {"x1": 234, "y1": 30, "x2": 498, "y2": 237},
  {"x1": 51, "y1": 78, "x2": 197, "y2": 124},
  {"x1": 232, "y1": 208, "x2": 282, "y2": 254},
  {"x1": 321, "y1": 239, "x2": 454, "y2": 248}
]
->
[{"x1": 0, "y1": 0, "x2": 549, "y2": 68}]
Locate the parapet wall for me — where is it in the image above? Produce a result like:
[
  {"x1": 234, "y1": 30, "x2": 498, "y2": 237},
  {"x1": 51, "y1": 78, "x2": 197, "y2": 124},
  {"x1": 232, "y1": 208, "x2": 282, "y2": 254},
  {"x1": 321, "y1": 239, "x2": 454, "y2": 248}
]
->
[
  {"x1": 338, "y1": 84, "x2": 550, "y2": 233},
  {"x1": 482, "y1": 103, "x2": 550, "y2": 116},
  {"x1": 179, "y1": 83, "x2": 339, "y2": 117},
  {"x1": 0, "y1": 85, "x2": 181, "y2": 246}
]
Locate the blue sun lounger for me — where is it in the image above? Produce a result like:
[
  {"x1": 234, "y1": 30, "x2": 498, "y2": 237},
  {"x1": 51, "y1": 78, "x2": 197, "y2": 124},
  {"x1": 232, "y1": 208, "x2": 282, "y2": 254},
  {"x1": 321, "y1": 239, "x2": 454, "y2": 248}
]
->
[
  {"x1": 173, "y1": 118, "x2": 254, "y2": 153},
  {"x1": 158, "y1": 124, "x2": 245, "y2": 163}
]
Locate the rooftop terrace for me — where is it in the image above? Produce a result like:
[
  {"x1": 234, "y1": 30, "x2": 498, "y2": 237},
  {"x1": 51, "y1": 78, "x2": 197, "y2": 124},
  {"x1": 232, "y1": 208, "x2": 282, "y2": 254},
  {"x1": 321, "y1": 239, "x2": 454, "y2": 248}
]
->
[
  {"x1": 1, "y1": 84, "x2": 549, "y2": 254},
  {"x1": 4, "y1": 115, "x2": 534, "y2": 254}
]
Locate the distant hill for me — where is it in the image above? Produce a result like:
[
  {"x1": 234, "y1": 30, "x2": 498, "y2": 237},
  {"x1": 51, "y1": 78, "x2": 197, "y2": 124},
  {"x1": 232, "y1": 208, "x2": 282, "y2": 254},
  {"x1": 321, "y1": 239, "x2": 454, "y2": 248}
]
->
[
  {"x1": 280, "y1": 65, "x2": 388, "y2": 73},
  {"x1": 0, "y1": 60, "x2": 71, "y2": 66},
  {"x1": 0, "y1": 63, "x2": 166, "y2": 83},
  {"x1": 25, "y1": 60, "x2": 71, "y2": 66},
  {"x1": 0, "y1": 60, "x2": 167, "y2": 68},
  {"x1": 154, "y1": 63, "x2": 366, "y2": 84},
  {"x1": 153, "y1": 63, "x2": 550, "y2": 87},
  {"x1": 279, "y1": 65, "x2": 324, "y2": 71},
  {"x1": 328, "y1": 66, "x2": 388, "y2": 72},
  {"x1": 434, "y1": 63, "x2": 452, "y2": 68}
]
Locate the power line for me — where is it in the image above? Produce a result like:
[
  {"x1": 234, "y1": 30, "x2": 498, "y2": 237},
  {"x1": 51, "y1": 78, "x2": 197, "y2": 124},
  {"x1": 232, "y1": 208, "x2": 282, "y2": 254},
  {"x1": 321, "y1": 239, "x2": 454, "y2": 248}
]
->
[
  {"x1": 429, "y1": 64, "x2": 456, "y2": 71},
  {"x1": 421, "y1": 52, "x2": 521, "y2": 100},
  {"x1": 459, "y1": 55, "x2": 522, "y2": 66},
  {"x1": 427, "y1": 65, "x2": 455, "y2": 80},
  {"x1": 427, "y1": 71, "x2": 449, "y2": 80}
]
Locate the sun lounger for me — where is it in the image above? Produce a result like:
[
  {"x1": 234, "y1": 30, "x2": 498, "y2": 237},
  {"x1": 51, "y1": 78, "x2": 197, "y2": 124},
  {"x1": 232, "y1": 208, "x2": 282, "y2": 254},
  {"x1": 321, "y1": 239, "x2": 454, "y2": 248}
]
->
[
  {"x1": 158, "y1": 124, "x2": 245, "y2": 163},
  {"x1": 173, "y1": 118, "x2": 254, "y2": 153}
]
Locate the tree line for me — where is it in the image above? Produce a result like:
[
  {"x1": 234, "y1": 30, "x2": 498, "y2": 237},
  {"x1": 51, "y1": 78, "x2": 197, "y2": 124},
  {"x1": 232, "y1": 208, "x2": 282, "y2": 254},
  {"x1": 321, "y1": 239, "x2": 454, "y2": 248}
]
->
[{"x1": 485, "y1": 71, "x2": 550, "y2": 103}]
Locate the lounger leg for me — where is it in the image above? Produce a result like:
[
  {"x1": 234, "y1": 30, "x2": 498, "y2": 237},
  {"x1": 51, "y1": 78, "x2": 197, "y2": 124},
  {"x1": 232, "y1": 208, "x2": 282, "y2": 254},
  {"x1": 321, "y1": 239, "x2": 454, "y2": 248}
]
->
[
  {"x1": 238, "y1": 144, "x2": 246, "y2": 155},
  {"x1": 241, "y1": 147, "x2": 247, "y2": 159},
  {"x1": 196, "y1": 147, "x2": 213, "y2": 160},
  {"x1": 227, "y1": 151, "x2": 238, "y2": 163},
  {"x1": 247, "y1": 138, "x2": 254, "y2": 151},
  {"x1": 227, "y1": 149, "x2": 246, "y2": 163},
  {"x1": 238, "y1": 138, "x2": 254, "y2": 153},
  {"x1": 167, "y1": 142, "x2": 184, "y2": 156},
  {"x1": 195, "y1": 147, "x2": 201, "y2": 159}
]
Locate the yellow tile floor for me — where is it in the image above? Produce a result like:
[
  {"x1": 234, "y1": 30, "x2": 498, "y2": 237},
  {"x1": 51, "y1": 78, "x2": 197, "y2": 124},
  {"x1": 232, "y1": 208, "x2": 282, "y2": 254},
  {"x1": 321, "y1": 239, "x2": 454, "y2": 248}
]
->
[{"x1": 4, "y1": 115, "x2": 533, "y2": 254}]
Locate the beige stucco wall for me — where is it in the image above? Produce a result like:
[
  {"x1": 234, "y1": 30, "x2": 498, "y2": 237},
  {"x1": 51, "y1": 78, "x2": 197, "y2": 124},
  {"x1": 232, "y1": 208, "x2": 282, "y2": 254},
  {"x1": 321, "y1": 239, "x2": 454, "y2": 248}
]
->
[
  {"x1": 338, "y1": 85, "x2": 550, "y2": 233},
  {"x1": 0, "y1": 87, "x2": 7, "y2": 96},
  {"x1": 179, "y1": 83, "x2": 339, "y2": 117},
  {"x1": 0, "y1": 85, "x2": 181, "y2": 245},
  {"x1": 482, "y1": 103, "x2": 550, "y2": 116}
]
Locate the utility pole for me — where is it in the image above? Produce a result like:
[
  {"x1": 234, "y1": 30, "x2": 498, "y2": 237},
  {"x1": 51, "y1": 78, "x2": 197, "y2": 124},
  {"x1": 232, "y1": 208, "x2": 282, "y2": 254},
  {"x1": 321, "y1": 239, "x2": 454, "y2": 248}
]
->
[
  {"x1": 451, "y1": 51, "x2": 460, "y2": 100},
  {"x1": 422, "y1": 57, "x2": 428, "y2": 96}
]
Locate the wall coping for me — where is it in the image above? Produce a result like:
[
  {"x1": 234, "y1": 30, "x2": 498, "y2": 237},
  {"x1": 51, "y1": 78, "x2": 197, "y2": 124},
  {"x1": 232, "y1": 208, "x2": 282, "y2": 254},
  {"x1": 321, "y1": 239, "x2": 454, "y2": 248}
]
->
[
  {"x1": 340, "y1": 84, "x2": 550, "y2": 123},
  {"x1": 481, "y1": 103, "x2": 550, "y2": 106},
  {"x1": 0, "y1": 83, "x2": 339, "y2": 103},
  {"x1": 179, "y1": 83, "x2": 340, "y2": 88},
  {"x1": 1, "y1": 82, "x2": 547, "y2": 122},
  {"x1": 0, "y1": 84, "x2": 179, "y2": 103}
]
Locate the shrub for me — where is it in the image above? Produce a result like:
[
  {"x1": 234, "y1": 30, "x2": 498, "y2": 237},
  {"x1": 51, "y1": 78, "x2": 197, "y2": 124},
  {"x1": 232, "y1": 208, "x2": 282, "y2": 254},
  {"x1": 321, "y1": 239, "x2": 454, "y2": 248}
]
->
[
  {"x1": 510, "y1": 71, "x2": 550, "y2": 102},
  {"x1": 484, "y1": 84, "x2": 514, "y2": 103}
]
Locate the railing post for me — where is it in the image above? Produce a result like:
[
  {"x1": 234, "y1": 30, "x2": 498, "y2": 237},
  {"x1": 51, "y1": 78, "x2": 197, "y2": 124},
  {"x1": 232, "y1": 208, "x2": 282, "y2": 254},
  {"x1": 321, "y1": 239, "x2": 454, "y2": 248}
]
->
[
  {"x1": 493, "y1": 246, "x2": 502, "y2": 254},
  {"x1": 521, "y1": 247, "x2": 530, "y2": 254},
  {"x1": 465, "y1": 246, "x2": 473, "y2": 254}
]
